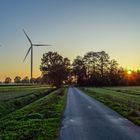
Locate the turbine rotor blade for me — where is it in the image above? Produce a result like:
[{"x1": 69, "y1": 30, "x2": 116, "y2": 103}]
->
[
  {"x1": 23, "y1": 47, "x2": 31, "y2": 62},
  {"x1": 23, "y1": 29, "x2": 32, "y2": 45},
  {"x1": 33, "y1": 44, "x2": 52, "y2": 46}
]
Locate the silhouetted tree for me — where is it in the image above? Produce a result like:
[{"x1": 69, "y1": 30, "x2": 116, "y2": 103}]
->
[
  {"x1": 107, "y1": 59, "x2": 119, "y2": 86},
  {"x1": 97, "y1": 51, "x2": 109, "y2": 77},
  {"x1": 40, "y1": 51, "x2": 70, "y2": 87},
  {"x1": 14, "y1": 76, "x2": 21, "y2": 83},
  {"x1": 89, "y1": 51, "x2": 109, "y2": 85},
  {"x1": 73, "y1": 56, "x2": 87, "y2": 86},
  {"x1": 135, "y1": 71, "x2": 140, "y2": 85},
  {"x1": 83, "y1": 52, "x2": 99, "y2": 85},
  {"x1": 21, "y1": 76, "x2": 30, "y2": 83},
  {"x1": 34, "y1": 76, "x2": 42, "y2": 84},
  {"x1": 83, "y1": 51, "x2": 98, "y2": 76},
  {"x1": 5, "y1": 77, "x2": 12, "y2": 83},
  {"x1": 30, "y1": 78, "x2": 36, "y2": 83}
]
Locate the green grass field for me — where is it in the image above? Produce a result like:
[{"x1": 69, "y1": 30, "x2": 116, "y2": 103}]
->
[
  {"x1": 0, "y1": 85, "x2": 67, "y2": 140},
  {"x1": 0, "y1": 85, "x2": 55, "y2": 118},
  {"x1": 0, "y1": 85, "x2": 50, "y2": 101},
  {"x1": 81, "y1": 86, "x2": 140, "y2": 126}
]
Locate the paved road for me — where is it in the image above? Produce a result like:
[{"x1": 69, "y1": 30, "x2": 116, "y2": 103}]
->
[{"x1": 59, "y1": 87, "x2": 140, "y2": 140}]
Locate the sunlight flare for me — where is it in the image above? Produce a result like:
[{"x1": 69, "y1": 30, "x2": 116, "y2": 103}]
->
[{"x1": 127, "y1": 70, "x2": 132, "y2": 75}]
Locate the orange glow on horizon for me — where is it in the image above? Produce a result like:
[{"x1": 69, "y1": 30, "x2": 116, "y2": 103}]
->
[{"x1": 0, "y1": 69, "x2": 41, "y2": 82}]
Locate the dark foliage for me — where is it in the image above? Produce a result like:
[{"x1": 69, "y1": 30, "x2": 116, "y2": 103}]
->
[
  {"x1": 40, "y1": 51, "x2": 70, "y2": 87},
  {"x1": 72, "y1": 51, "x2": 140, "y2": 86},
  {"x1": 39, "y1": 50, "x2": 140, "y2": 87}
]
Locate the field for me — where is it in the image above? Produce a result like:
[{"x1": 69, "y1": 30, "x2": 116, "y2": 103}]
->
[
  {"x1": 0, "y1": 85, "x2": 67, "y2": 140},
  {"x1": 81, "y1": 86, "x2": 140, "y2": 126}
]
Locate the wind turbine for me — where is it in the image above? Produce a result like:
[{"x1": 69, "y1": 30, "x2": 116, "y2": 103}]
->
[{"x1": 23, "y1": 29, "x2": 51, "y2": 83}]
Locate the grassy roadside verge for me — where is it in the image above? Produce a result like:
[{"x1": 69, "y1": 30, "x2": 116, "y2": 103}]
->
[
  {"x1": 0, "y1": 88, "x2": 67, "y2": 140},
  {"x1": 80, "y1": 87, "x2": 140, "y2": 126},
  {"x1": 0, "y1": 88, "x2": 54, "y2": 118}
]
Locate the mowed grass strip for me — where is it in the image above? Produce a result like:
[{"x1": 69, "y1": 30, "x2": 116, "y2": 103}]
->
[
  {"x1": 0, "y1": 85, "x2": 50, "y2": 101},
  {"x1": 105, "y1": 86, "x2": 140, "y2": 96},
  {"x1": 0, "y1": 88, "x2": 67, "y2": 140},
  {"x1": 81, "y1": 87, "x2": 140, "y2": 126},
  {"x1": 0, "y1": 86, "x2": 54, "y2": 118}
]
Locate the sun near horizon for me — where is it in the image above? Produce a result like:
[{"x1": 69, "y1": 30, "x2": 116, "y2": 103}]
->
[{"x1": 127, "y1": 70, "x2": 132, "y2": 75}]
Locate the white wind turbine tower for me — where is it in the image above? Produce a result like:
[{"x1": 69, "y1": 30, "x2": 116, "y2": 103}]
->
[{"x1": 23, "y1": 29, "x2": 51, "y2": 83}]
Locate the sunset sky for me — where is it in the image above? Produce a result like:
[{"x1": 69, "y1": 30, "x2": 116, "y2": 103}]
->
[{"x1": 0, "y1": 0, "x2": 140, "y2": 81}]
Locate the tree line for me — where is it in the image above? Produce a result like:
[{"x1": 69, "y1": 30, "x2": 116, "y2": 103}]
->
[
  {"x1": 0, "y1": 76, "x2": 33, "y2": 84},
  {"x1": 40, "y1": 51, "x2": 140, "y2": 87},
  {"x1": 1, "y1": 51, "x2": 140, "y2": 87}
]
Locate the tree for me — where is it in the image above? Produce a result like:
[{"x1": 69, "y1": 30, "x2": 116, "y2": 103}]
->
[
  {"x1": 40, "y1": 51, "x2": 70, "y2": 87},
  {"x1": 135, "y1": 70, "x2": 140, "y2": 85},
  {"x1": 14, "y1": 76, "x2": 21, "y2": 83},
  {"x1": 108, "y1": 59, "x2": 119, "y2": 86},
  {"x1": 30, "y1": 78, "x2": 36, "y2": 83},
  {"x1": 72, "y1": 56, "x2": 87, "y2": 86},
  {"x1": 5, "y1": 77, "x2": 12, "y2": 83},
  {"x1": 34, "y1": 76, "x2": 42, "y2": 84},
  {"x1": 95, "y1": 51, "x2": 110, "y2": 85},
  {"x1": 21, "y1": 76, "x2": 30, "y2": 83},
  {"x1": 83, "y1": 52, "x2": 99, "y2": 85},
  {"x1": 97, "y1": 51, "x2": 110, "y2": 77},
  {"x1": 83, "y1": 51, "x2": 98, "y2": 76}
]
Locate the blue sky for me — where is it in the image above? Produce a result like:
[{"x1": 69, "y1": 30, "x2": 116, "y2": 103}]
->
[{"x1": 0, "y1": 0, "x2": 140, "y2": 80}]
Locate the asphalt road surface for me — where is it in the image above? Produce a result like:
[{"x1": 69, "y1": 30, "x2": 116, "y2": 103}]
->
[{"x1": 59, "y1": 87, "x2": 140, "y2": 140}]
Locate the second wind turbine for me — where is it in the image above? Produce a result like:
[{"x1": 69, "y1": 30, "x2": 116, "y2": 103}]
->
[{"x1": 23, "y1": 29, "x2": 51, "y2": 83}]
